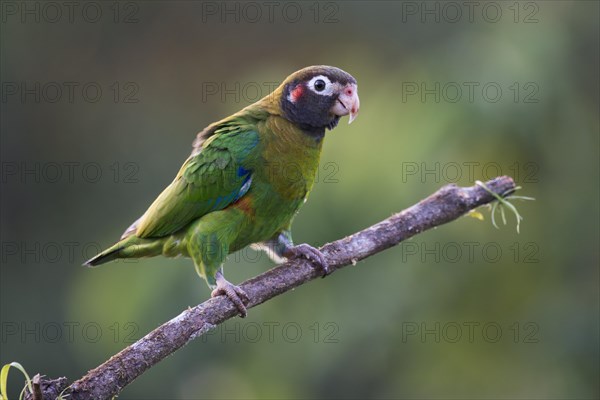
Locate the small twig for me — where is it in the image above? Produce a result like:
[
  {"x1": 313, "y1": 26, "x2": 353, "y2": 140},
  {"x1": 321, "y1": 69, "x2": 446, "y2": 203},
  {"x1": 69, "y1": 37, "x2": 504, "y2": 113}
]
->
[{"x1": 25, "y1": 176, "x2": 517, "y2": 400}]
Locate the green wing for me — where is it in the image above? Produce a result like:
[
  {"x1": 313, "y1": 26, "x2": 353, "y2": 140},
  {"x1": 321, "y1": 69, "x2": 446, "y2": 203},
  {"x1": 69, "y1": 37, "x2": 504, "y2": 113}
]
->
[{"x1": 130, "y1": 123, "x2": 259, "y2": 239}]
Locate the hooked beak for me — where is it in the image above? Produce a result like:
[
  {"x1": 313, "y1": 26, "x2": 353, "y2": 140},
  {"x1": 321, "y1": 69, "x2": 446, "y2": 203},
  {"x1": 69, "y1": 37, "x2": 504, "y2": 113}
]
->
[{"x1": 332, "y1": 83, "x2": 360, "y2": 124}]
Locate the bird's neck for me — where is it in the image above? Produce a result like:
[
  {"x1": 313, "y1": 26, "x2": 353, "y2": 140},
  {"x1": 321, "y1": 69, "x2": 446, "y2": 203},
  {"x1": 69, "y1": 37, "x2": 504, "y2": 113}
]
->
[
  {"x1": 258, "y1": 115, "x2": 324, "y2": 201},
  {"x1": 296, "y1": 125, "x2": 326, "y2": 141}
]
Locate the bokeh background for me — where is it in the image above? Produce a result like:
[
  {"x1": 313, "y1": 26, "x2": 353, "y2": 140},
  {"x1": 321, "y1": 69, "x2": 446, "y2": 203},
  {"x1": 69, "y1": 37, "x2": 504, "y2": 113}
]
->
[{"x1": 1, "y1": 1, "x2": 598, "y2": 399}]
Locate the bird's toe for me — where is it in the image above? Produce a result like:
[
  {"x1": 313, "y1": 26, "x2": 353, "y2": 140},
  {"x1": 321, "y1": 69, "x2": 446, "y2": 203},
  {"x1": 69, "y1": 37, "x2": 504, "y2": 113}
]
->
[
  {"x1": 290, "y1": 244, "x2": 330, "y2": 277},
  {"x1": 211, "y1": 282, "x2": 249, "y2": 317}
]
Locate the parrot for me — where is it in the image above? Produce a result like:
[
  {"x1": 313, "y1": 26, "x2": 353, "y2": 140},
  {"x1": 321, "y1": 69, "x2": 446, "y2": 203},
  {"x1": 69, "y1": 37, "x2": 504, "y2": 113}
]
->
[{"x1": 84, "y1": 65, "x2": 360, "y2": 316}]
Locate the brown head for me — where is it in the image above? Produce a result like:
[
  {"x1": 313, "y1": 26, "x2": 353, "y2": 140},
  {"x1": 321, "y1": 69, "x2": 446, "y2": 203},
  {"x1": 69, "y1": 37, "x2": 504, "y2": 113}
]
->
[{"x1": 267, "y1": 65, "x2": 360, "y2": 133}]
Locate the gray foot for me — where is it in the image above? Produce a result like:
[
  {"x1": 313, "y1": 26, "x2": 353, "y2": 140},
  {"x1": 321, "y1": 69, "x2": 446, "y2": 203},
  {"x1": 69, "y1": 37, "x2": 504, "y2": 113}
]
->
[
  {"x1": 211, "y1": 271, "x2": 249, "y2": 317},
  {"x1": 286, "y1": 243, "x2": 330, "y2": 277}
]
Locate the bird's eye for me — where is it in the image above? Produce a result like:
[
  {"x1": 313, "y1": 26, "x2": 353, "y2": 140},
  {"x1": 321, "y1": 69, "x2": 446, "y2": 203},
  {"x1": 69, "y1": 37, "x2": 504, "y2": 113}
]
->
[{"x1": 313, "y1": 79, "x2": 326, "y2": 92}]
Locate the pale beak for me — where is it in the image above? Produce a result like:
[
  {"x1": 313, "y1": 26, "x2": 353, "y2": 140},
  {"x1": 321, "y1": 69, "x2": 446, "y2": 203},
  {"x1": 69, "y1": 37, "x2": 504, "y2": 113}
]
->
[{"x1": 332, "y1": 83, "x2": 360, "y2": 124}]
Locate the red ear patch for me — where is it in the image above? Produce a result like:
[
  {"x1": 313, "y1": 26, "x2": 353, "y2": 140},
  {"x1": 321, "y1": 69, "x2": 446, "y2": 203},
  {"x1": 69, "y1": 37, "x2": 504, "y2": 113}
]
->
[{"x1": 290, "y1": 84, "x2": 304, "y2": 102}]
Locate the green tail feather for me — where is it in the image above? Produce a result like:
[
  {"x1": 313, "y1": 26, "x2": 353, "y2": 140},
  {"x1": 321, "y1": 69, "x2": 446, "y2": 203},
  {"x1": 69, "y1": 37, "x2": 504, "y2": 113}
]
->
[{"x1": 84, "y1": 236, "x2": 164, "y2": 267}]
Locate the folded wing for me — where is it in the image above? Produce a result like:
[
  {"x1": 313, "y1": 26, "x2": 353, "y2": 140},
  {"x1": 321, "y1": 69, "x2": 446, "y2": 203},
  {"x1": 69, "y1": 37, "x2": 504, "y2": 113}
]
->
[{"x1": 123, "y1": 124, "x2": 259, "y2": 239}]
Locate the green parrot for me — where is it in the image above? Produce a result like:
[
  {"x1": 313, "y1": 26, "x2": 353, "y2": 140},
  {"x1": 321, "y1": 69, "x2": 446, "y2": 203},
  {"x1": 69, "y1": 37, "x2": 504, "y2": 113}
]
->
[{"x1": 85, "y1": 65, "x2": 360, "y2": 316}]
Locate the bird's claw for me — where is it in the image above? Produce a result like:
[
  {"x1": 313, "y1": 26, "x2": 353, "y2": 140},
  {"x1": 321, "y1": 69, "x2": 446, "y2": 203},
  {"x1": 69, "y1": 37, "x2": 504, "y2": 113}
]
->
[
  {"x1": 288, "y1": 243, "x2": 330, "y2": 277},
  {"x1": 211, "y1": 280, "x2": 249, "y2": 317}
]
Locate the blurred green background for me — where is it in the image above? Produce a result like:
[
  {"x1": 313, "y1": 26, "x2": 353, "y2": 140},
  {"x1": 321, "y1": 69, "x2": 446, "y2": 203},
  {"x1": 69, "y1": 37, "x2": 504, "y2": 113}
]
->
[{"x1": 1, "y1": 1, "x2": 598, "y2": 399}]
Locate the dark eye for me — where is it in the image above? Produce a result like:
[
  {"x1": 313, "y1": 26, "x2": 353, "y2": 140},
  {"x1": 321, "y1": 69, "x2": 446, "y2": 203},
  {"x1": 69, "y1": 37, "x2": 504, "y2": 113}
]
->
[{"x1": 314, "y1": 79, "x2": 326, "y2": 92}]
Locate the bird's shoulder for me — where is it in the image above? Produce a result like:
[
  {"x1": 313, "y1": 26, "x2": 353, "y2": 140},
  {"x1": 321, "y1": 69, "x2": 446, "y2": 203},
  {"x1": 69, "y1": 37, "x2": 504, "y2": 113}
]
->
[{"x1": 191, "y1": 104, "x2": 271, "y2": 155}]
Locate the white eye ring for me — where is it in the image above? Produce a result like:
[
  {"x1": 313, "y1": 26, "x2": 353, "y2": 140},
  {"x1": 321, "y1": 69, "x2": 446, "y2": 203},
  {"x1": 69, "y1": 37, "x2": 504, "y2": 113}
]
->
[{"x1": 307, "y1": 75, "x2": 334, "y2": 96}]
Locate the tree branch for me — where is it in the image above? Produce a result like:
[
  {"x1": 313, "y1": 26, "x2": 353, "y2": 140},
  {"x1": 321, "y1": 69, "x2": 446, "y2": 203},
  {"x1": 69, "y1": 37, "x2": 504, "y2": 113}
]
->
[{"x1": 27, "y1": 176, "x2": 516, "y2": 400}]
